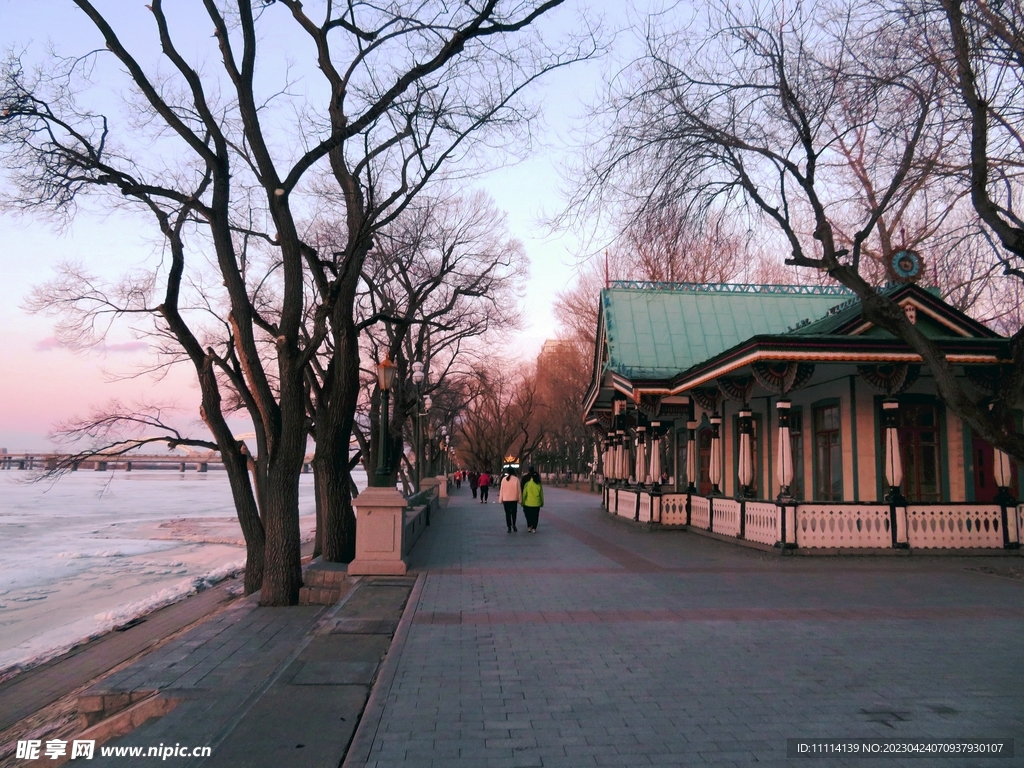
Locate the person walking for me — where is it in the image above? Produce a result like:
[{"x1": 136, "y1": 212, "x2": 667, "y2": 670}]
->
[
  {"x1": 499, "y1": 468, "x2": 521, "y2": 532},
  {"x1": 478, "y1": 470, "x2": 491, "y2": 503},
  {"x1": 454, "y1": 470, "x2": 462, "y2": 490},
  {"x1": 469, "y1": 471, "x2": 479, "y2": 499},
  {"x1": 521, "y1": 465, "x2": 544, "y2": 533}
]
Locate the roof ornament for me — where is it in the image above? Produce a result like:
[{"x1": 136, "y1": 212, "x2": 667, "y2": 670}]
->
[
  {"x1": 751, "y1": 361, "x2": 815, "y2": 395},
  {"x1": 717, "y1": 375, "x2": 755, "y2": 404},
  {"x1": 887, "y1": 249, "x2": 926, "y2": 283},
  {"x1": 608, "y1": 281, "x2": 853, "y2": 295},
  {"x1": 638, "y1": 394, "x2": 661, "y2": 418},
  {"x1": 964, "y1": 365, "x2": 1011, "y2": 396},
  {"x1": 690, "y1": 387, "x2": 721, "y2": 413},
  {"x1": 857, "y1": 363, "x2": 921, "y2": 396}
]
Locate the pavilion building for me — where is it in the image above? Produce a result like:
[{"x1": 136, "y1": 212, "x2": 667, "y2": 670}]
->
[{"x1": 583, "y1": 281, "x2": 1022, "y2": 551}]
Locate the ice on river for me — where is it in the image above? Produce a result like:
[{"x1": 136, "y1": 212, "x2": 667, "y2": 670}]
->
[{"x1": 0, "y1": 469, "x2": 323, "y2": 679}]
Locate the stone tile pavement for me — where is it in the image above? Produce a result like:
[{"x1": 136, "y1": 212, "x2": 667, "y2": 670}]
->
[
  {"x1": 16, "y1": 486, "x2": 1022, "y2": 767},
  {"x1": 349, "y1": 485, "x2": 1024, "y2": 768},
  {"x1": 80, "y1": 575, "x2": 415, "y2": 768}
]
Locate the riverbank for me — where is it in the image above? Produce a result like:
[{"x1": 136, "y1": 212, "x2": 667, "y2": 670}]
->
[{"x1": 0, "y1": 473, "x2": 317, "y2": 679}]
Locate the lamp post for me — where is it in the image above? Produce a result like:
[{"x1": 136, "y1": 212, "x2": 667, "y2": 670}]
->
[
  {"x1": 372, "y1": 356, "x2": 398, "y2": 487},
  {"x1": 411, "y1": 361, "x2": 425, "y2": 492},
  {"x1": 423, "y1": 397, "x2": 433, "y2": 478},
  {"x1": 440, "y1": 425, "x2": 448, "y2": 478}
]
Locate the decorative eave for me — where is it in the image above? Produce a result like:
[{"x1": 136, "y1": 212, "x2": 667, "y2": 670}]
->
[
  {"x1": 804, "y1": 283, "x2": 1001, "y2": 339},
  {"x1": 583, "y1": 299, "x2": 615, "y2": 420},
  {"x1": 618, "y1": 335, "x2": 1011, "y2": 401}
]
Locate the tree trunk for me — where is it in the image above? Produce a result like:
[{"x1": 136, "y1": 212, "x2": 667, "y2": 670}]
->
[
  {"x1": 317, "y1": 280, "x2": 363, "y2": 563},
  {"x1": 258, "y1": 363, "x2": 307, "y2": 606},
  {"x1": 318, "y1": 455, "x2": 357, "y2": 561},
  {"x1": 223, "y1": 448, "x2": 265, "y2": 594},
  {"x1": 259, "y1": 469, "x2": 303, "y2": 605},
  {"x1": 313, "y1": 466, "x2": 324, "y2": 559},
  {"x1": 314, "y1": 437, "x2": 357, "y2": 562}
]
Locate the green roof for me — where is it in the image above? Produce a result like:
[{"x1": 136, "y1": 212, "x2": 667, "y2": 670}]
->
[
  {"x1": 602, "y1": 283, "x2": 853, "y2": 379},
  {"x1": 789, "y1": 283, "x2": 982, "y2": 340}
]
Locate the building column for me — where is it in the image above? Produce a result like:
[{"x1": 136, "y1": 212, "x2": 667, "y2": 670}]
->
[
  {"x1": 775, "y1": 399, "x2": 794, "y2": 498},
  {"x1": 686, "y1": 418, "x2": 697, "y2": 492},
  {"x1": 993, "y1": 446, "x2": 1020, "y2": 548},
  {"x1": 709, "y1": 413, "x2": 722, "y2": 495},
  {"x1": 882, "y1": 399, "x2": 905, "y2": 504},
  {"x1": 882, "y1": 398, "x2": 908, "y2": 547},
  {"x1": 633, "y1": 426, "x2": 646, "y2": 486},
  {"x1": 648, "y1": 421, "x2": 662, "y2": 487},
  {"x1": 615, "y1": 429, "x2": 626, "y2": 483},
  {"x1": 738, "y1": 407, "x2": 753, "y2": 498}
]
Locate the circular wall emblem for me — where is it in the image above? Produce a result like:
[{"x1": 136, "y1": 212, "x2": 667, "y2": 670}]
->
[{"x1": 888, "y1": 249, "x2": 924, "y2": 282}]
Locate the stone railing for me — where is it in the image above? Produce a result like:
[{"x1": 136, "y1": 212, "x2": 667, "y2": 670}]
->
[
  {"x1": 602, "y1": 486, "x2": 1022, "y2": 552},
  {"x1": 713, "y1": 498, "x2": 742, "y2": 538},
  {"x1": 796, "y1": 503, "x2": 892, "y2": 548},
  {"x1": 661, "y1": 493, "x2": 688, "y2": 526},
  {"x1": 639, "y1": 492, "x2": 657, "y2": 523},
  {"x1": 690, "y1": 495, "x2": 711, "y2": 530},
  {"x1": 906, "y1": 504, "x2": 1004, "y2": 549},
  {"x1": 617, "y1": 489, "x2": 638, "y2": 521},
  {"x1": 743, "y1": 501, "x2": 780, "y2": 546}
]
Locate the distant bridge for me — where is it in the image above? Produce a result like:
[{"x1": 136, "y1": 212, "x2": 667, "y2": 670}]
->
[{"x1": 0, "y1": 452, "x2": 315, "y2": 473}]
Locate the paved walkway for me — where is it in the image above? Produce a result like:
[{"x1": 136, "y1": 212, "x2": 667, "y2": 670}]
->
[
  {"x1": 350, "y1": 486, "x2": 1024, "y2": 767},
  {"x1": 14, "y1": 488, "x2": 1023, "y2": 767}
]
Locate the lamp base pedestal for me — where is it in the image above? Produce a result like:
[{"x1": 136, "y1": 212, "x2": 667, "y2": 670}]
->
[{"x1": 349, "y1": 486, "x2": 409, "y2": 576}]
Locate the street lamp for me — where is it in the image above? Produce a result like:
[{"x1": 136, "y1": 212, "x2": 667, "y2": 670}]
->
[
  {"x1": 422, "y1": 397, "x2": 433, "y2": 478},
  {"x1": 372, "y1": 356, "x2": 397, "y2": 487},
  {"x1": 440, "y1": 425, "x2": 449, "y2": 477},
  {"x1": 411, "y1": 361, "x2": 425, "y2": 491}
]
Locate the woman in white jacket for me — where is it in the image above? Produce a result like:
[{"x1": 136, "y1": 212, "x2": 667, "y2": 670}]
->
[{"x1": 498, "y1": 469, "x2": 521, "y2": 533}]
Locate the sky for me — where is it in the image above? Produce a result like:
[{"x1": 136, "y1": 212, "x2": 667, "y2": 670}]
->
[{"x1": 0, "y1": 0, "x2": 654, "y2": 451}]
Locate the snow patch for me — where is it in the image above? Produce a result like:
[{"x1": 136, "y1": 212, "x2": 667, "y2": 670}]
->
[{"x1": 0, "y1": 559, "x2": 245, "y2": 679}]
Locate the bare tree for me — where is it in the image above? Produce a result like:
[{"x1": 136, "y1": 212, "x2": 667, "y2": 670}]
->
[
  {"x1": 569, "y1": 0, "x2": 1024, "y2": 461},
  {"x1": 457, "y1": 363, "x2": 545, "y2": 471},
  {"x1": 347, "y1": 191, "x2": 527, "y2": 503},
  {"x1": 2, "y1": 1, "x2": 586, "y2": 604},
  {"x1": 941, "y1": 0, "x2": 1024, "y2": 410}
]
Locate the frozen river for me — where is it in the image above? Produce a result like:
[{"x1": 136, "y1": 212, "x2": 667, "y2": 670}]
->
[{"x1": 0, "y1": 468, "x2": 361, "y2": 679}]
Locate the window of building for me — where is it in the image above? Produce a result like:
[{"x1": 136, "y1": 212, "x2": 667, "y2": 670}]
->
[
  {"x1": 676, "y1": 428, "x2": 687, "y2": 488},
  {"x1": 698, "y1": 427, "x2": 713, "y2": 495},
  {"x1": 900, "y1": 402, "x2": 942, "y2": 502},
  {"x1": 813, "y1": 403, "x2": 843, "y2": 501}
]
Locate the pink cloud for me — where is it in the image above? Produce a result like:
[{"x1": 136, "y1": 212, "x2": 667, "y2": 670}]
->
[
  {"x1": 102, "y1": 341, "x2": 149, "y2": 354},
  {"x1": 34, "y1": 337, "x2": 65, "y2": 352},
  {"x1": 34, "y1": 337, "x2": 148, "y2": 354}
]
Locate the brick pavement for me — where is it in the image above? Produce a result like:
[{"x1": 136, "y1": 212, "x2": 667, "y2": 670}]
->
[
  {"x1": 78, "y1": 576, "x2": 415, "y2": 768},
  {"x1": 351, "y1": 486, "x2": 1024, "y2": 768}
]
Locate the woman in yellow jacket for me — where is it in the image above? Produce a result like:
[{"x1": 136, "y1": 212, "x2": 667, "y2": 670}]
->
[{"x1": 520, "y1": 465, "x2": 544, "y2": 533}]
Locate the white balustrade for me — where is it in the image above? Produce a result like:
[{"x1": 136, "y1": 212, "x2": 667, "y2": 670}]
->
[
  {"x1": 744, "y1": 501, "x2": 780, "y2": 546},
  {"x1": 713, "y1": 498, "x2": 742, "y2": 537},
  {"x1": 906, "y1": 504, "x2": 1003, "y2": 549},
  {"x1": 661, "y1": 494, "x2": 688, "y2": 526},
  {"x1": 639, "y1": 492, "x2": 652, "y2": 523},
  {"x1": 796, "y1": 504, "x2": 891, "y2": 548},
  {"x1": 618, "y1": 490, "x2": 638, "y2": 519},
  {"x1": 691, "y1": 495, "x2": 711, "y2": 530}
]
